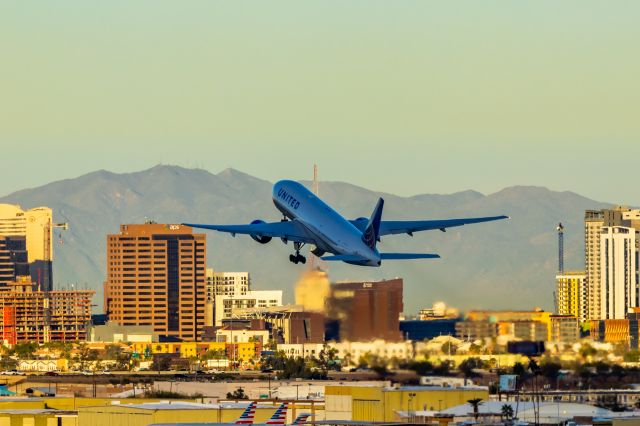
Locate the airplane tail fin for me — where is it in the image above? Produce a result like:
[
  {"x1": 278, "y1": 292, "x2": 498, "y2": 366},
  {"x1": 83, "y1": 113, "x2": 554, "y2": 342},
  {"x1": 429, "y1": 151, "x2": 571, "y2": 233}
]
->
[
  {"x1": 235, "y1": 401, "x2": 257, "y2": 424},
  {"x1": 265, "y1": 402, "x2": 288, "y2": 425},
  {"x1": 292, "y1": 414, "x2": 314, "y2": 425},
  {"x1": 362, "y1": 198, "x2": 384, "y2": 249}
]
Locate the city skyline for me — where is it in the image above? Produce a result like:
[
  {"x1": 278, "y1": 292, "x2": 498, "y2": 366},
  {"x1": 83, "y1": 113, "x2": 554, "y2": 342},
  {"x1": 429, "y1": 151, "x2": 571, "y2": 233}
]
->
[
  {"x1": 0, "y1": 164, "x2": 613, "y2": 313},
  {"x1": 1, "y1": 2, "x2": 640, "y2": 203}
]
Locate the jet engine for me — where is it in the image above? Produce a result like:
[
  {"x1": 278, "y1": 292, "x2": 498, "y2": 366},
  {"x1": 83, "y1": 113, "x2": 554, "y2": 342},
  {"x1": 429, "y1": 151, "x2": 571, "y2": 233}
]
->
[{"x1": 249, "y1": 219, "x2": 272, "y2": 244}]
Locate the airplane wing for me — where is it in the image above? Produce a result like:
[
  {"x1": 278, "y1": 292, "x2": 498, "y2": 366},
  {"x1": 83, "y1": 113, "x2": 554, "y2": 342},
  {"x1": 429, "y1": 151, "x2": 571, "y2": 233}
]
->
[
  {"x1": 351, "y1": 215, "x2": 508, "y2": 236},
  {"x1": 183, "y1": 220, "x2": 316, "y2": 243}
]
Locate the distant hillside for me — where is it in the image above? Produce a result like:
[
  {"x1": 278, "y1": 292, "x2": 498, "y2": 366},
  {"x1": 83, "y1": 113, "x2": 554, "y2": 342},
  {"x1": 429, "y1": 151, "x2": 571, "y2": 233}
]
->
[{"x1": 0, "y1": 165, "x2": 611, "y2": 313}]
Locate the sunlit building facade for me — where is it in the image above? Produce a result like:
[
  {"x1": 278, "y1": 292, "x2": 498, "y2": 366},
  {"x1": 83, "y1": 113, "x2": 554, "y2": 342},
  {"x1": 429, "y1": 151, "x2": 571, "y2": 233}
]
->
[
  {"x1": 0, "y1": 204, "x2": 54, "y2": 291},
  {"x1": 104, "y1": 223, "x2": 207, "y2": 341},
  {"x1": 555, "y1": 271, "x2": 585, "y2": 320}
]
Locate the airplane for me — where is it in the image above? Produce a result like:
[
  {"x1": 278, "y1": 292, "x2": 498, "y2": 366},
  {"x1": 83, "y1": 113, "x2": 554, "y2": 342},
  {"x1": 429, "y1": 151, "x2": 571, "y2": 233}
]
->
[{"x1": 183, "y1": 180, "x2": 508, "y2": 266}]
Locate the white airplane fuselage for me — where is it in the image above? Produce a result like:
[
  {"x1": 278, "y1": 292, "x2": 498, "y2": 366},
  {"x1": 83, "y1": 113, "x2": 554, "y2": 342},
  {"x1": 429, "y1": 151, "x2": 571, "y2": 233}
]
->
[{"x1": 272, "y1": 180, "x2": 381, "y2": 266}]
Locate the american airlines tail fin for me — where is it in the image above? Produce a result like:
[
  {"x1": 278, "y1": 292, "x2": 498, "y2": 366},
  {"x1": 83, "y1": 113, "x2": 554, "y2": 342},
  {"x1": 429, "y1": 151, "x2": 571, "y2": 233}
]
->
[
  {"x1": 292, "y1": 414, "x2": 313, "y2": 425},
  {"x1": 265, "y1": 402, "x2": 288, "y2": 425},
  {"x1": 362, "y1": 198, "x2": 384, "y2": 249},
  {"x1": 235, "y1": 401, "x2": 257, "y2": 424}
]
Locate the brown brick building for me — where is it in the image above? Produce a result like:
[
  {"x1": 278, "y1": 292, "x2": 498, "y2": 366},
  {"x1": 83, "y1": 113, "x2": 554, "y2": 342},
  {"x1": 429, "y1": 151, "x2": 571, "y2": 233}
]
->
[
  {"x1": 104, "y1": 223, "x2": 206, "y2": 341},
  {"x1": 326, "y1": 278, "x2": 403, "y2": 342}
]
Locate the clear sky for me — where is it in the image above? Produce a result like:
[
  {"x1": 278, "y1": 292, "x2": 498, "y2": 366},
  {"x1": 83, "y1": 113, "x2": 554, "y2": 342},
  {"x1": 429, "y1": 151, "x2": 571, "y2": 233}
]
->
[{"x1": 1, "y1": 1, "x2": 639, "y2": 203}]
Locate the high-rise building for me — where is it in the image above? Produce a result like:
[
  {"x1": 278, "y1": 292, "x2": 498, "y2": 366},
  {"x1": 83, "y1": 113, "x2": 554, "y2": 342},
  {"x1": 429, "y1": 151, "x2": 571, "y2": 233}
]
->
[
  {"x1": 104, "y1": 223, "x2": 206, "y2": 341},
  {"x1": 600, "y1": 226, "x2": 638, "y2": 319},
  {"x1": 325, "y1": 278, "x2": 403, "y2": 342},
  {"x1": 204, "y1": 270, "x2": 250, "y2": 326},
  {"x1": 555, "y1": 271, "x2": 586, "y2": 320},
  {"x1": 206, "y1": 270, "x2": 250, "y2": 297},
  {"x1": 213, "y1": 290, "x2": 282, "y2": 326},
  {"x1": 0, "y1": 236, "x2": 29, "y2": 288},
  {"x1": 584, "y1": 207, "x2": 632, "y2": 320},
  {"x1": 0, "y1": 205, "x2": 54, "y2": 291},
  {"x1": 0, "y1": 276, "x2": 93, "y2": 344}
]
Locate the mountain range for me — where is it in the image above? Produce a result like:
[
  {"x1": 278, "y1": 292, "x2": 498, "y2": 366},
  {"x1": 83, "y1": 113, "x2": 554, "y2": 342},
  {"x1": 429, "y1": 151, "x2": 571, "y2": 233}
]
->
[{"x1": 0, "y1": 165, "x2": 611, "y2": 313}]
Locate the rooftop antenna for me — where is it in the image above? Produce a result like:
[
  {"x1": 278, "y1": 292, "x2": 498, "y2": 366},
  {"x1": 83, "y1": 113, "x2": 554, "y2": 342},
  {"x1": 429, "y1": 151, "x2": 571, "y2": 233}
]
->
[
  {"x1": 312, "y1": 164, "x2": 319, "y2": 196},
  {"x1": 557, "y1": 223, "x2": 564, "y2": 273},
  {"x1": 309, "y1": 164, "x2": 323, "y2": 271}
]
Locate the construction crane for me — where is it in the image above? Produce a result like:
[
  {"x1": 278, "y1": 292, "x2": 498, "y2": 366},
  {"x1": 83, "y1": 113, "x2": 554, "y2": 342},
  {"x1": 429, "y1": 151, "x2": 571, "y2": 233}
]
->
[
  {"x1": 44, "y1": 222, "x2": 70, "y2": 260},
  {"x1": 556, "y1": 222, "x2": 564, "y2": 273}
]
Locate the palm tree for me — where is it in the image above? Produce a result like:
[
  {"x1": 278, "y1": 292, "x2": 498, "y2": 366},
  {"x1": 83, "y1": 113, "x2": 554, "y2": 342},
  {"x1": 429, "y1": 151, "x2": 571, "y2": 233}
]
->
[
  {"x1": 501, "y1": 404, "x2": 514, "y2": 421},
  {"x1": 467, "y1": 398, "x2": 483, "y2": 421}
]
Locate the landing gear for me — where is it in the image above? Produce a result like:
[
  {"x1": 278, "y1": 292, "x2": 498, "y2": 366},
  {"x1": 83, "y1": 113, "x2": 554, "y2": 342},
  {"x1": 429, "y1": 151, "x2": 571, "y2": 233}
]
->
[
  {"x1": 289, "y1": 242, "x2": 306, "y2": 264},
  {"x1": 289, "y1": 253, "x2": 306, "y2": 264}
]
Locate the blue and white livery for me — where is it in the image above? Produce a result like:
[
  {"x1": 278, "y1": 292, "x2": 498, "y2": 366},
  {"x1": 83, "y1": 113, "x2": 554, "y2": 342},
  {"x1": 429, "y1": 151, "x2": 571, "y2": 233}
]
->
[{"x1": 184, "y1": 180, "x2": 508, "y2": 266}]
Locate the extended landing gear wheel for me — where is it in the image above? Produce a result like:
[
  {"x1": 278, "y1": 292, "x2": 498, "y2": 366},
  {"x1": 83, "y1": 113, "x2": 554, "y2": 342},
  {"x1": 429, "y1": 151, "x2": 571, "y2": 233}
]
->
[
  {"x1": 289, "y1": 242, "x2": 306, "y2": 264},
  {"x1": 289, "y1": 254, "x2": 306, "y2": 264}
]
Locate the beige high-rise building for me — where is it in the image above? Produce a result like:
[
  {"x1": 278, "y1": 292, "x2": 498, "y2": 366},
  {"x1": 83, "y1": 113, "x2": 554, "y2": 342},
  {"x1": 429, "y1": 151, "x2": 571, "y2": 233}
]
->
[
  {"x1": 0, "y1": 204, "x2": 54, "y2": 290},
  {"x1": 585, "y1": 207, "x2": 631, "y2": 320},
  {"x1": 294, "y1": 270, "x2": 330, "y2": 312},
  {"x1": 600, "y1": 226, "x2": 638, "y2": 319},
  {"x1": 0, "y1": 205, "x2": 53, "y2": 262}
]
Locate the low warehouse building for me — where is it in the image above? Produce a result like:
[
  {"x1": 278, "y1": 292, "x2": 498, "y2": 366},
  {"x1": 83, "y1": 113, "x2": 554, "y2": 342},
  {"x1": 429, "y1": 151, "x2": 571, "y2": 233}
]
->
[
  {"x1": 78, "y1": 401, "x2": 284, "y2": 426},
  {"x1": 325, "y1": 385, "x2": 489, "y2": 422},
  {"x1": 0, "y1": 409, "x2": 77, "y2": 426}
]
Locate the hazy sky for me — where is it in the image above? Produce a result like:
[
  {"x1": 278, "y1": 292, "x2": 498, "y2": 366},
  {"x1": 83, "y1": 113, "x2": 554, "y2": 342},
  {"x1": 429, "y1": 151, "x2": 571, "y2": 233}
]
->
[{"x1": 1, "y1": 1, "x2": 639, "y2": 203}]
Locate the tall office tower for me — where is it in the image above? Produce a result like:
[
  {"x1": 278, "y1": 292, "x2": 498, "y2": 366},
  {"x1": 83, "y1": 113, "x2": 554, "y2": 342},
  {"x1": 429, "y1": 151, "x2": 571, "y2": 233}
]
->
[
  {"x1": 325, "y1": 278, "x2": 403, "y2": 342},
  {"x1": 600, "y1": 226, "x2": 638, "y2": 319},
  {"x1": 0, "y1": 205, "x2": 54, "y2": 291},
  {"x1": 555, "y1": 271, "x2": 586, "y2": 320},
  {"x1": 585, "y1": 207, "x2": 631, "y2": 319},
  {"x1": 104, "y1": 223, "x2": 206, "y2": 341},
  {"x1": 204, "y1": 270, "x2": 250, "y2": 326}
]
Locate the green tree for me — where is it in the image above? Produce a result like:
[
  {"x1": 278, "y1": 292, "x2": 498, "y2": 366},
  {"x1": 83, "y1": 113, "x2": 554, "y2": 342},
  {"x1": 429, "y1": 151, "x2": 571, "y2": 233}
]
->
[
  {"x1": 406, "y1": 360, "x2": 434, "y2": 376},
  {"x1": 512, "y1": 362, "x2": 526, "y2": 376},
  {"x1": 469, "y1": 343, "x2": 483, "y2": 355},
  {"x1": 226, "y1": 387, "x2": 248, "y2": 400},
  {"x1": 540, "y1": 361, "x2": 562, "y2": 387},
  {"x1": 12, "y1": 342, "x2": 38, "y2": 359},
  {"x1": 433, "y1": 360, "x2": 453, "y2": 376},
  {"x1": 459, "y1": 357, "x2": 484, "y2": 381},
  {"x1": 501, "y1": 404, "x2": 514, "y2": 421},
  {"x1": 318, "y1": 345, "x2": 340, "y2": 372},
  {"x1": 105, "y1": 344, "x2": 123, "y2": 360},
  {"x1": 0, "y1": 357, "x2": 18, "y2": 370}
]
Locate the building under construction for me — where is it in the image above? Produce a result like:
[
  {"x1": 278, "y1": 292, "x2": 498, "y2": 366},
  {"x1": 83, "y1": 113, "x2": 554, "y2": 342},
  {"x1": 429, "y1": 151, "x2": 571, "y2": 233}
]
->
[{"x1": 0, "y1": 276, "x2": 94, "y2": 344}]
